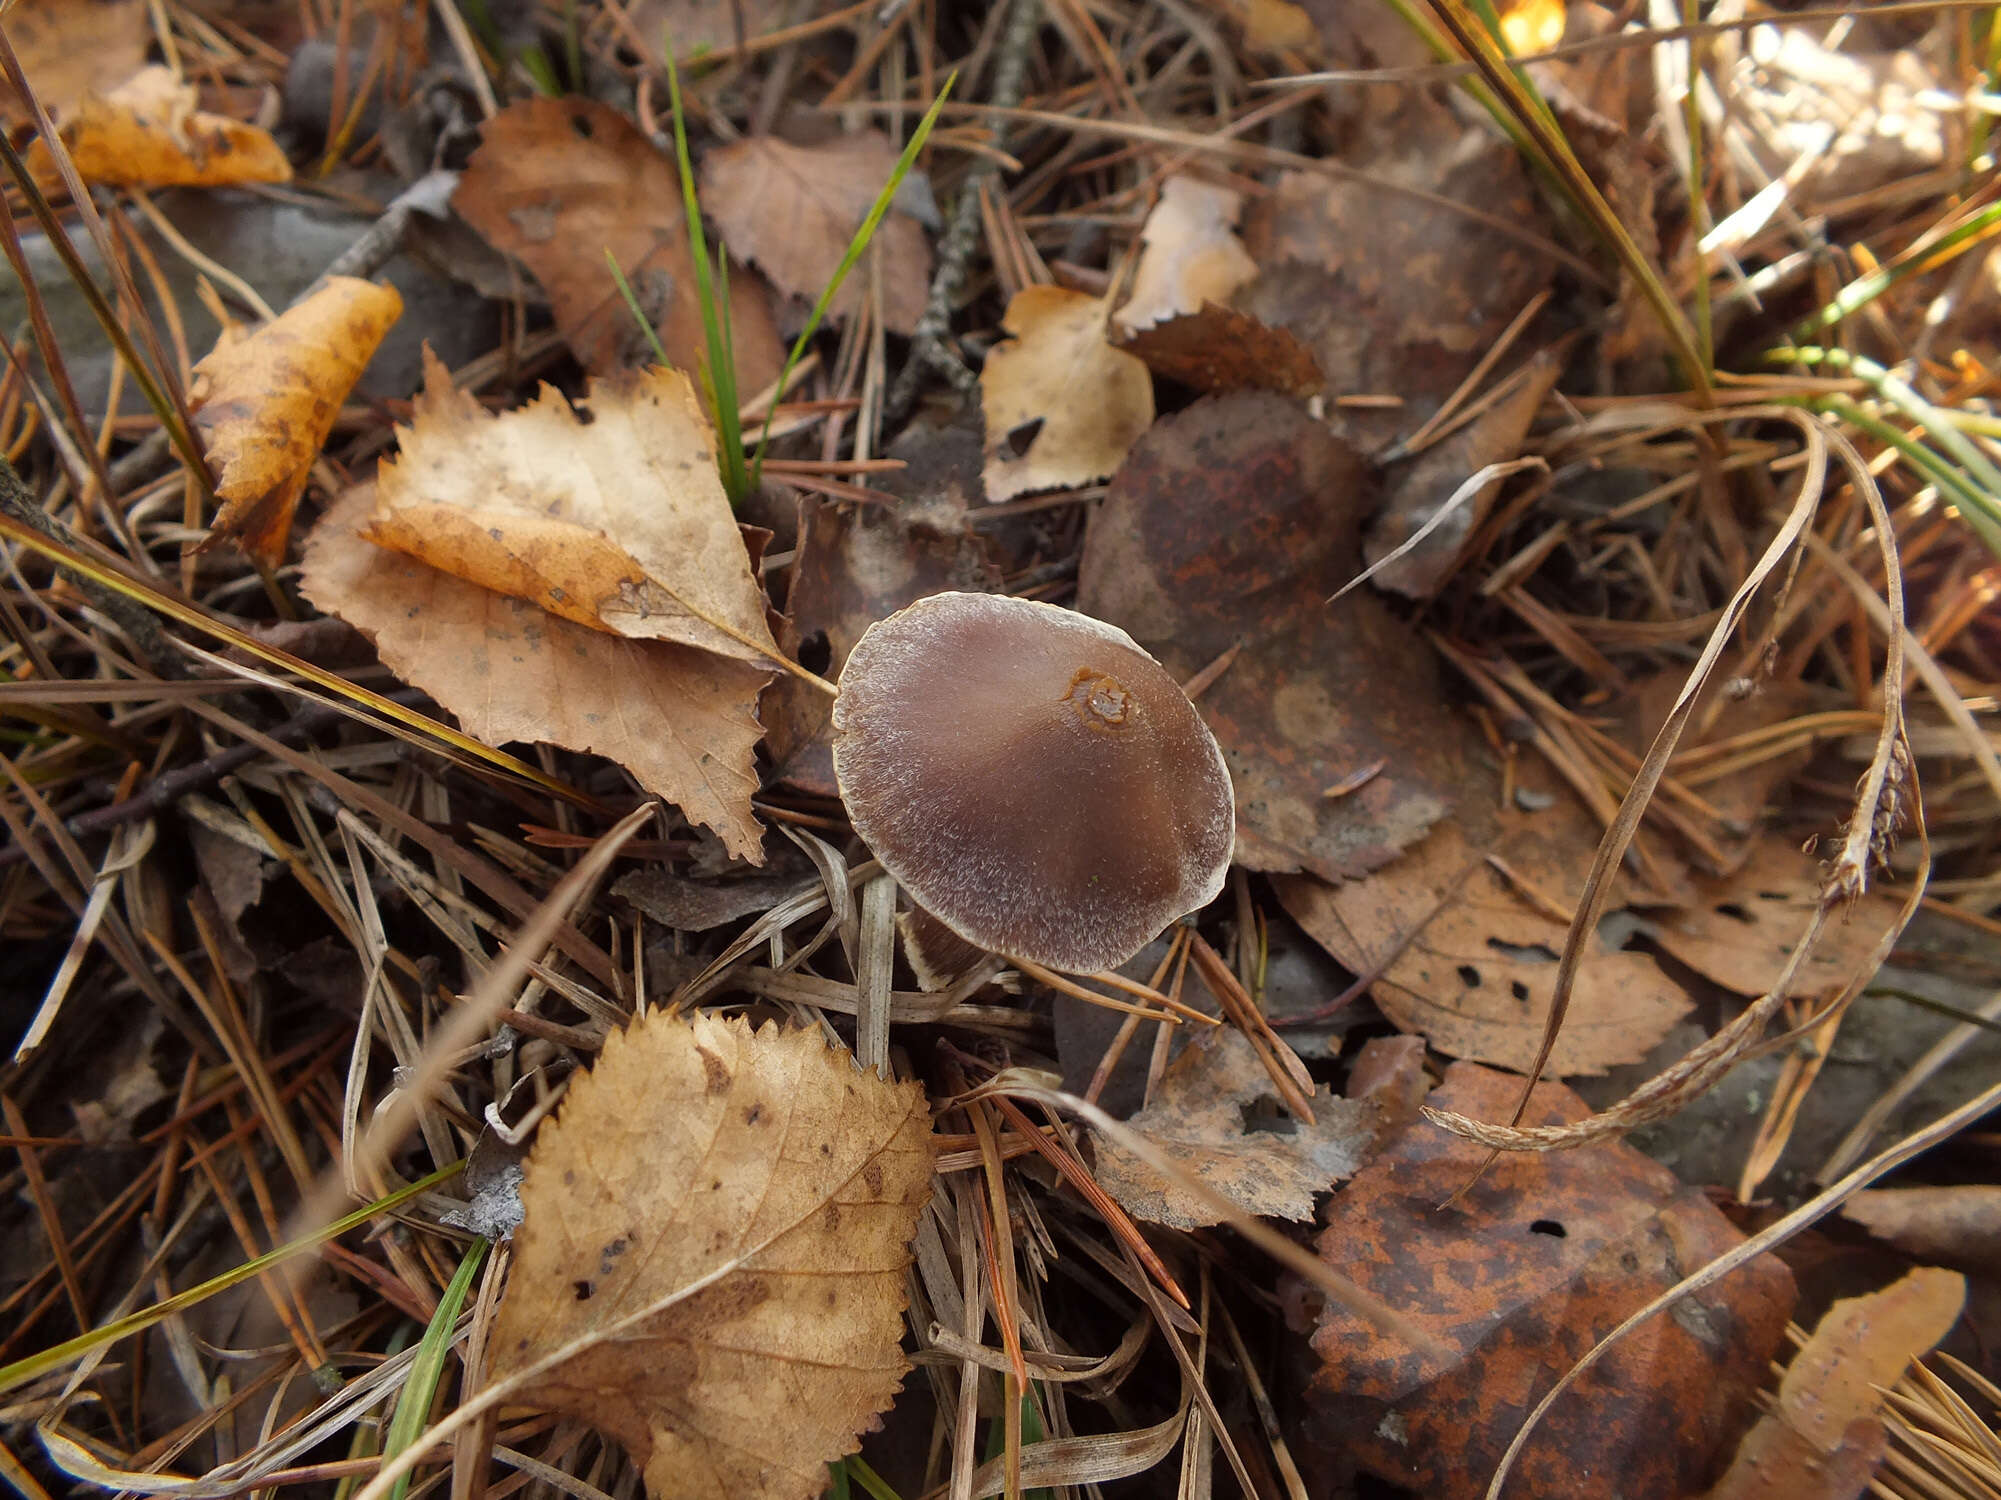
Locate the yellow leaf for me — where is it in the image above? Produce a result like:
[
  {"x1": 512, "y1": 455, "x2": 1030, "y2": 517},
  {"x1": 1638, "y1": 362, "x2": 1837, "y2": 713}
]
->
[
  {"x1": 488, "y1": 1012, "x2": 935, "y2": 1500},
  {"x1": 300, "y1": 488, "x2": 771, "y2": 861},
  {"x1": 1499, "y1": 0, "x2": 1566, "y2": 56},
  {"x1": 365, "y1": 351, "x2": 779, "y2": 664},
  {"x1": 28, "y1": 65, "x2": 292, "y2": 188},
  {"x1": 980, "y1": 286, "x2": 1154, "y2": 502},
  {"x1": 190, "y1": 276, "x2": 401, "y2": 568}
]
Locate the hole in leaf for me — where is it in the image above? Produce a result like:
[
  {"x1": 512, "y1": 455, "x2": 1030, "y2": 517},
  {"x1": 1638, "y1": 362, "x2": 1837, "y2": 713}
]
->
[
  {"x1": 1003, "y1": 418, "x2": 1044, "y2": 458},
  {"x1": 1456, "y1": 963, "x2": 1482, "y2": 987},
  {"x1": 1487, "y1": 937, "x2": 1559, "y2": 963},
  {"x1": 1713, "y1": 902, "x2": 1754, "y2": 923},
  {"x1": 570, "y1": 112, "x2": 595, "y2": 139},
  {"x1": 797, "y1": 629, "x2": 832, "y2": 676},
  {"x1": 572, "y1": 1279, "x2": 595, "y2": 1300},
  {"x1": 1239, "y1": 1095, "x2": 1298, "y2": 1136},
  {"x1": 1510, "y1": 979, "x2": 1530, "y2": 1001},
  {"x1": 1529, "y1": 1219, "x2": 1566, "y2": 1238}
]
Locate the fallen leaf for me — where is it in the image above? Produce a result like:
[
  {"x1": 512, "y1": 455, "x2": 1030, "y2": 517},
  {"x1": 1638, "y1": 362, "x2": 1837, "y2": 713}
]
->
[
  {"x1": 630, "y1": 0, "x2": 787, "y2": 56},
  {"x1": 980, "y1": 285, "x2": 1154, "y2": 502},
  {"x1": 190, "y1": 277, "x2": 402, "y2": 567},
  {"x1": 1284, "y1": 1062, "x2": 1796, "y2": 1500},
  {"x1": 1077, "y1": 392, "x2": 1488, "y2": 882},
  {"x1": 1362, "y1": 346, "x2": 1563, "y2": 598},
  {"x1": 0, "y1": 0, "x2": 147, "y2": 124},
  {"x1": 613, "y1": 867, "x2": 816, "y2": 932},
  {"x1": 1644, "y1": 834, "x2": 1904, "y2": 999},
  {"x1": 1092, "y1": 1026, "x2": 1379, "y2": 1229},
  {"x1": 28, "y1": 65, "x2": 292, "y2": 188},
  {"x1": 300, "y1": 487, "x2": 770, "y2": 861},
  {"x1": 764, "y1": 424, "x2": 1001, "y2": 796},
  {"x1": 364, "y1": 349, "x2": 778, "y2": 665},
  {"x1": 453, "y1": 97, "x2": 783, "y2": 388},
  {"x1": 1704, "y1": 1267, "x2": 1965, "y2": 1500},
  {"x1": 1117, "y1": 305, "x2": 1323, "y2": 397},
  {"x1": 487, "y1": 1011, "x2": 935, "y2": 1500},
  {"x1": 1841, "y1": 1186, "x2": 2001, "y2": 1267},
  {"x1": 1114, "y1": 175, "x2": 1258, "y2": 334},
  {"x1": 1273, "y1": 792, "x2": 1693, "y2": 1076},
  {"x1": 699, "y1": 133, "x2": 931, "y2": 335},
  {"x1": 1240, "y1": 143, "x2": 1556, "y2": 452},
  {"x1": 1197, "y1": 0, "x2": 1318, "y2": 54}
]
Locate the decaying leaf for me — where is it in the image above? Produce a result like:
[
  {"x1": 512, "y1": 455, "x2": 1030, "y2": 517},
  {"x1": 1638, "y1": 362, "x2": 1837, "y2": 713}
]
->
[
  {"x1": 1274, "y1": 792, "x2": 1693, "y2": 1077},
  {"x1": 765, "y1": 422, "x2": 1000, "y2": 796},
  {"x1": 1841, "y1": 1186, "x2": 2001, "y2": 1267},
  {"x1": 1704, "y1": 1267, "x2": 1965, "y2": 1500},
  {"x1": 1115, "y1": 175, "x2": 1258, "y2": 334},
  {"x1": 1644, "y1": 834, "x2": 1904, "y2": 999},
  {"x1": 980, "y1": 285, "x2": 1154, "y2": 502},
  {"x1": 0, "y1": 0, "x2": 147, "y2": 124},
  {"x1": 453, "y1": 97, "x2": 783, "y2": 388},
  {"x1": 191, "y1": 277, "x2": 402, "y2": 567},
  {"x1": 699, "y1": 133, "x2": 931, "y2": 334},
  {"x1": 365, "y1": 349, "x2": 778, "y2": 664},
  {"x1": 488, "y1": 1011, "x2": 935, "y2": 1500},
  {"x1": 301, "y1": 488, "x2": 770, "y2": 861},
  {"x1": 28, "y1": 65, "x2": 292, "y2": 188},
  {"x1": 1092, "y1": 1026, "x2": 1379, "y2": 1229},
  {"x1": 1239, "y1": 141, "x2": 1556, "y2": 452},
  {"x1": 1362, "y1": 345, "x2": 1563, "y2": 598},
  {"x1": 1118, "y1": 305, "x2": 1323, "y2": 398},
  {"x1": 1285, "y1": 1062, "x2": 1796, "y2": 1500},
  {"x1": 1078, "y1": 392, "x2": 1488, "y2": 883},
  {"x1": 1199, "y1": 0, "x2": 1317, "y2": 55}
]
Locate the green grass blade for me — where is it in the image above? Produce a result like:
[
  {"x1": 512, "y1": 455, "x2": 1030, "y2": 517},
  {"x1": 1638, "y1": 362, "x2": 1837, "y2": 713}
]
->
[
  {"x1": 1790, "y1": 201, "x2": 2001, "y2": 340},
  {"x1": 840, "y1": 1455, "x2": 904, "y2": 1500},
  {"x1": 661, "y1": 44, "x2": 751, "y2": 503},
  {"x1": 604, "y1": 250, "x2": 674, "y2": 368},
  {"x1": 0, "y1": 1163, "x2": 463, "y2": 1396},
  {"x1": 384, "y1": 1237, "x2": 490, "y2": 1500},
  {"x1": 747, "y1": 73, "x2": 957, "y2": 487}
]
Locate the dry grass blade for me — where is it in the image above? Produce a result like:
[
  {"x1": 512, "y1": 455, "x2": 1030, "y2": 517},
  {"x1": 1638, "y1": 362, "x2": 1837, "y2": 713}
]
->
[{"x1": 1429, "y1": 407, "x2": 1914, "y2": 1173}]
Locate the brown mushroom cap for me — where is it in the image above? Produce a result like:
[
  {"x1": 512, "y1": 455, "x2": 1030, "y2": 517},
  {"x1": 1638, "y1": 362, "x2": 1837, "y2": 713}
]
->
[{"x1": 831, "y1": 591, "x2": 1234, "y2": 973}]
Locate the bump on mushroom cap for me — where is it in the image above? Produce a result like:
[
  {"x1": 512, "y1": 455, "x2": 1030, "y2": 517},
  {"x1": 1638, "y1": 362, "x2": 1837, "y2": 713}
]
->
[{"x1": 831, "y1": 591, "x2": 1234, "y2": 972}]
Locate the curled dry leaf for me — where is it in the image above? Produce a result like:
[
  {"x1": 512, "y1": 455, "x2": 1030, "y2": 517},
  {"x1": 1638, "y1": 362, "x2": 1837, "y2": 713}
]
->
[
  {"x1": 1092, "y1": 1025, "x2": 1379, "y2": 1230},
  {"x1": 190, "y1": 277, "x2": 402, "y2": 568},
  {"x1": 365, "y1": 349, "x2": 778, "y2": 664},
  {"x1": 980, "y1": 286, "x2": 1154, "y2": 502},
  {"x1": 1118, "y1": 305, "x2": 1323, "y2": 398},
  {"x1": 1645, "y1": 833, "x2": 1904, "y2": 999},
  {"x1": 1273, "y1": 764, "x2": 1693, "y2": 1077},
  {"x1": 1078, "y1": 392, "x2": 1484, "y2": 882},
  {"x1": 1703, "y1": 1266, "x2": 1965, "y2": 1500},
  {"x1": 488, "y1": 1012, "x2": 935, "y2": 1500},
  {"x1": 301, "y1": 488, "x2": 770, "y2": 861},
  {"x1": 1286, "y1": 1062, "x2": 1796, "y2": 1500},
  {"x1": 453, "y1": 97, "x2": 783, "y2": 388},
  {"x1": 1115, "y1": 175, "x2": 1258, "y2": 334},
  {"x1": 1841, "y1": 1186, "x2": 2001, "y2": 1267},
  {"x1": 0, "y1": 0, "x2": 147, "y2": 124},
  {"x1": 699, "y1": 133, "x2": 932, "y2": 334},
  {"x1": 27, "y1": 65, "x2": 292, "y2": 188}
]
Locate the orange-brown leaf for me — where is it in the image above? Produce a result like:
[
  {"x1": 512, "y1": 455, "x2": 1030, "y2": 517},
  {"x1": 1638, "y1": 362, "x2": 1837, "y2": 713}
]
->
[
  {"x1": 488, "y1": 1012, "x2": 935, "y2": 1500},
  {"x1": 300, "y1": 487, "x2": 770, "y2": 861},
  {"x1": 29, "y1": 65, "x2": 292, "y2": 188},
  {"x1": 190, "y1": 277, "x2": 401, "y2": 567},
  {"x1": 0, "y1": 0, "x2": 147, "y2": 125}
]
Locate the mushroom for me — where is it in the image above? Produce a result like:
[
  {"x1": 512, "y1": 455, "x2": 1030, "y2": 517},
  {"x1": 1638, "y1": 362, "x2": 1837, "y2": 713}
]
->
[{"x1": 831, "y1": 591, "x2": 1234, "y2": 974}]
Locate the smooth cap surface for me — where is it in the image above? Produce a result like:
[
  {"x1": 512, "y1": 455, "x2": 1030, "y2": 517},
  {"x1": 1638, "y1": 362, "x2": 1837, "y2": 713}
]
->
[{"x1": 831, "y1": 591, "x2": 1234, "y2": 972}]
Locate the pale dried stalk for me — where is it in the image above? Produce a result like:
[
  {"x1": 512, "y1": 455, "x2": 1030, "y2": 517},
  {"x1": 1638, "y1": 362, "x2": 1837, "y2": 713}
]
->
[{"x1": 1428, "y1": 408, "x2": 1913, "y2": 1157}]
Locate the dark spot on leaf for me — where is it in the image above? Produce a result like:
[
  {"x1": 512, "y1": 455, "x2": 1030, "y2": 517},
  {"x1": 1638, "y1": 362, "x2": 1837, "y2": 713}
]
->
[
  {"x1": 744, "y1": 1102, "x2": 763, "y2": 1125},
  {"x1": 1003, "y1": 418, "x2": 1044, "y2": 458},
  {"x1": 697, "y1": 1045, "x2": 731, "y2": 1096},
  {"x1": 1714, "y1": 902, "x2": 1754, "y2": 923},
  {"x1": 824, "y1": 1202, "x2": 841, "y2": 1230},
  {"x1": 1456, "y1": 963, "x2": 1481, "y2": 988},
  {"x1": 863, "y1": 1160, "x2": 884, "y2": 1195},
  {"x1": 1487, "y1": 937, "x2": 1559, "y2": 963},
  {"x1": 570, "y1": 111, "x2": 595, "y2": 138},
  {"x1": 1510, "y1": 980, "x2": 1530, "y2": 1002},
  {"x1": 573, "y1": 1279, "x2": 594, "y2": 1299}
]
